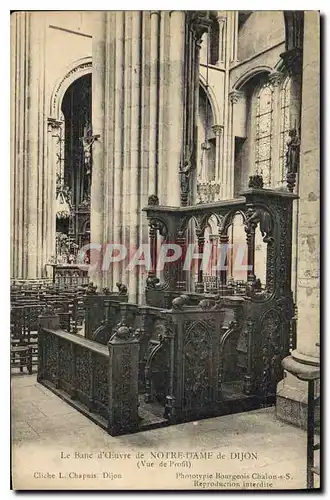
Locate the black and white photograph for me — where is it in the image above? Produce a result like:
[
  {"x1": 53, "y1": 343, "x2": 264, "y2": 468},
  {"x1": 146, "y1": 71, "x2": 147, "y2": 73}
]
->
[{"x1": 9, "y1": 9, "x2": 320, "y2": 491}]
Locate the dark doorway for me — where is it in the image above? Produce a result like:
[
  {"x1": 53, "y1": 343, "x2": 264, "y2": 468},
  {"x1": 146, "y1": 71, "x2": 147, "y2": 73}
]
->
[{"x1": 55, "y1": 74, "x2": 92, "y2": 263}]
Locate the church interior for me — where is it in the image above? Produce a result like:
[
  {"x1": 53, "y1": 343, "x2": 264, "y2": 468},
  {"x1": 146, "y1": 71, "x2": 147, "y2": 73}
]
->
[{"x1": 10, "y1": 10, "x2": 320, "y2": 490}]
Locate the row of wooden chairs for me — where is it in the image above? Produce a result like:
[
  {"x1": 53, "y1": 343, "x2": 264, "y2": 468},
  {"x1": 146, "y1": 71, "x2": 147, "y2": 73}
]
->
[{"x1": 10, "y1": 282, "x2": 88, "y2": 374}]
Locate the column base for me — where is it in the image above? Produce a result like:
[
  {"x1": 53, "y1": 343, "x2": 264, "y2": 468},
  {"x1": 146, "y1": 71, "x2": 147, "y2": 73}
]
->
[{"x1": 276, "y1": 351, "x2": 320, "y2": 430}]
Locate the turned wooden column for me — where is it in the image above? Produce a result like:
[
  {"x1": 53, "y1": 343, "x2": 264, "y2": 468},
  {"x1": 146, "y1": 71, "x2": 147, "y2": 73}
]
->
[
  {"x1": 195, "y1": 229, "x2": 205, "y2": 293},
  {"x1": 176, "y1": 231, "x2": 187, "y2": 291},
  {"x1": 219, "y1": 233, "x2": 229, "y2": 287},
  {"x1": 148, "y1": 220, "x2": 157, "y2": 279},
  {"x1": 245, "y1": 205, "x2": 257, "y2": 284}
]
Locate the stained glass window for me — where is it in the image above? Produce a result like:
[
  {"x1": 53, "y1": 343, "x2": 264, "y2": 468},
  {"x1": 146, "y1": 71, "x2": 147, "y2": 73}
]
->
[
  {"x1": 279, "y1": 76, "x2": 291, "y2": 183},
  {"x1": 255, "y1": 82, "x2": 274, "y2": 187}
]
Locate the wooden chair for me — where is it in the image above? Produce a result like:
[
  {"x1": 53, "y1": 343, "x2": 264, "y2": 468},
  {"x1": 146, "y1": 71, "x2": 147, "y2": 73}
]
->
[{"x1": 10, "y1": 306, "x2": 33, "y2": 374}]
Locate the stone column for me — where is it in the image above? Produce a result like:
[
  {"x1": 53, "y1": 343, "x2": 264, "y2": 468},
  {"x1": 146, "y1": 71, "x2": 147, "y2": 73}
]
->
[
  {"x1": 46, "y1": 118, "x2": 63, "y2": 267},
  {"x1": 268, "y1": 71, "x2": 285, "y2": 187},
  {"x1": 128, "y1": 11, "x2": 142, "y2": 301},
  {"x1": 148, "y1": 11, "x2": 160, "y2": 196},
  {"x1": 157, "y1": 11, "x2": 171, "y2": 206},
  {"x1": 167, "y1": 10, "x2": 185, "y2": 206},
  {"x1": 224, "y1": 90, "x2": 243, "y2": 199},
  {"x1": 228, "y1": 11, "x2": 238, "y2": 64},
  {"x1": 90, "y1": 12, "x2": 106, "y2": 288},
  {"x1": 112, "y1": 11, "x2": 125, "y2": 287},
  {"x1": 90, "y1": 11, "x2": 210, "y2": 301},
  {"x1": 217, "y1": 16, "x2": 226, "y2": 65},
  {"x1": 212, "y1": 124, "x2": 224, "y2": 188},
  {"x1": 11, "y1": 12, "x2": 47, "y2": 279},
  {"x1": 276, "y1": 11, "x2": 320, "y2": 429}
]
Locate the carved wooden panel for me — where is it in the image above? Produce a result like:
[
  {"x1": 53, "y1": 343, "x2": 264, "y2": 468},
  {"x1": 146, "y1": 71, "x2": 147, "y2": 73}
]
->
[
  {"x1": 183, "y1": 321, "x2": 213, "y2": 411},
  {"x1": 93, "y1": 354, "x2": 109, "y2": 410},
  {"x1": 58, "y1": 338, "x2": 72, "y2": 384},
  {"x1": 44, "y1": 334, "x2": 57, "y2": 383},
  {"x1": 260, "y1": 308, "x2": 284, "y2": 396},
  {"x1": 75, "y1": 345, "x2": 92, "y2": 394},
  {"x1": 112, "y1": 347, "x2": 133, "y2": 431}
]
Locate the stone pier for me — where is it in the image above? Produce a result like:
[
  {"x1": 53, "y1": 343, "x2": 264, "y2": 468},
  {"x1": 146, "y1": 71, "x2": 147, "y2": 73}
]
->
[{"x1": 276, "y1": 11, "x2": 320, "y2": 428}]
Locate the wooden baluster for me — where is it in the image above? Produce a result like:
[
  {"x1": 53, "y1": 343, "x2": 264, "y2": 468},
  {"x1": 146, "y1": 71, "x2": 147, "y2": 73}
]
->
[
  {"x1": 219, "y1": 233, "x2": 229, "y2": 290},
  {"x1": 148, "y1": 219, "x2": 157, "y2": 278},
  {"x1": 195, "y1": 229, "x2": 205, "y2": 293},
  {"x1": 245, "y1": 205, "x2": 257, "y2": 284},
  {"x1": 176, "y1": 230, "x2": 187, "y2": 291}
]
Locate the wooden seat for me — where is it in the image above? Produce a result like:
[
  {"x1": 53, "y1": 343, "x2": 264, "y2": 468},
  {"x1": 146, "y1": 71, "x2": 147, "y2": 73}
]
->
[{"x1": 11, "y1": 344, "x2": 33, "y2": 374}]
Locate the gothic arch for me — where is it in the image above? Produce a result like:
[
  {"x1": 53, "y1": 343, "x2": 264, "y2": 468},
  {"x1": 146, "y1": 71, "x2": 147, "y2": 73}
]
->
[
  {"x1": 231, "y1": 65, "x2": 273, "y2": 91},
  {"x1": 49, "y1": 56, "x2": 92, "y2": 119},
  {"x1": 199, "y1": 75, "x2": 221, "y2": 125}
]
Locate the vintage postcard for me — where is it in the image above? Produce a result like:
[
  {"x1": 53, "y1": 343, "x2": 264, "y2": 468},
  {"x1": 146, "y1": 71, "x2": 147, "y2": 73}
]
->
[{"x1": 10, "y1": 10, "x2": 320, "y2": 491}]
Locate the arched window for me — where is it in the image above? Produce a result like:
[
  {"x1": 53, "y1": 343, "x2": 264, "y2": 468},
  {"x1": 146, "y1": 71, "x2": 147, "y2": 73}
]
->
[
  {"x1": 255, "y1": 81, "x2": 274, "y2": 187},
  {"x1": 279, "y1": 76, "x2": 291, "y2": 183}
]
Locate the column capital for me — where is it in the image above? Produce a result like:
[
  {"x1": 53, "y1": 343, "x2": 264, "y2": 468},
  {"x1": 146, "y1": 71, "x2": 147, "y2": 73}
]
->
[
  {"x1": 268, "y1": 70, "x2": 285, "y2": 87},
  {"x1": 229, "y1": 90, "x2": 244, "y2": 104},
  {"x1": 188, "y1": 11, "x2": 213, "y2": 40},
  {"x1": 280, "y1": 48, "x2": 303, "y2": 76},
  {"x1": 216, "y1": 16, "x2": 227, "y2": 24},
  {"x1": 150, "y1": 10, "x2": 161, "y2": 17},
  {"x1": 47, "y1": 117, "x2": 63, "y2": 132},
  {"x1": 212, "y1": 124, "x2": 224, "y2": 135}
]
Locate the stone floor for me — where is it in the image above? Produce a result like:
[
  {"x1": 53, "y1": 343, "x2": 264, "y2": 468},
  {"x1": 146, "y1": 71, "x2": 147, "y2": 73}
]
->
[{"x1": 11, "y1": 373, "x2": 320, "y2": 491}]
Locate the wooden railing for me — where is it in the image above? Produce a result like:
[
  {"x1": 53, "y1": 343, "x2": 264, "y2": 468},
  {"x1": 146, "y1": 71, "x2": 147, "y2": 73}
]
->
[
  {"x1": 46, "y1": 264, "x2": 90, "y2": 287},
  {"x1": 84, "y1": 292, "x2": 129, "y2": 340},
  {"x1": 38, "y1": 313, "x2": 140, "y2": 436}
]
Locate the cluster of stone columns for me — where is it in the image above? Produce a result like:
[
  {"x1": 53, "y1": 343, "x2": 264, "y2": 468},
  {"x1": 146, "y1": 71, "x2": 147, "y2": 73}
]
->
[
  {"x1": 11, "y1": 12, "x2": 49, "y2": 279},
  {"x1": 276, "y1": 11, "x2": 320, "y2": 428},
  {"x1": 90, "y1": 11, "x2": 209, "y2": 302},
  {"x1": 197, "y1": 12, "x2": 240, "y2": 203}
]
